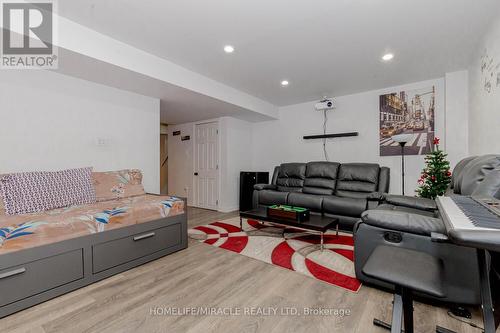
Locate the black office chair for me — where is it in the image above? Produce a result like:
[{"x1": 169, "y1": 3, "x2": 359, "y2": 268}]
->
[{"x1": 362, "y1": 245, "x2": 446, "y2": 333}]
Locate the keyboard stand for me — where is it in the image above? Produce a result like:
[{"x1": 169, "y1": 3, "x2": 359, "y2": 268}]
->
[{"x1": 477, "y1": 249, "x2": 497, "y2": 333}]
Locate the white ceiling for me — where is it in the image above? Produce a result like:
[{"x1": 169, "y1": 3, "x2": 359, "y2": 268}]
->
[
  {"x1": 57, "y1": 0, "x2": 500, "y2": 106},
  {"x1": 55, "y1": 48, "x2": 275, "y2": 124}
]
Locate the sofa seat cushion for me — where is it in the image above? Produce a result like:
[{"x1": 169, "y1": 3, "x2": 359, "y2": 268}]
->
[
  {"x1": 258, "y1": 190, "x2": 289, "y2": 206},
  {"x1": 287, "y1": 192, "x2": 323, "y2": 211},
  {"x1": 375, "y1": 203, "x2": 437, "y2": 218},
  {"x1": 361, "y1": 209, "x2": 445, "y2": 236},
  {"x1": 0, "y1": 195, "x2": 185, "y2": 255},
  {"x1": 323, "y1": 196, "x2": 367, "y2": 217}
]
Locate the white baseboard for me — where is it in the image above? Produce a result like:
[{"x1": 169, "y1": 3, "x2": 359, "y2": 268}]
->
[{"x1": 218, "y1": 205, "x2": 239, "y2": 213}]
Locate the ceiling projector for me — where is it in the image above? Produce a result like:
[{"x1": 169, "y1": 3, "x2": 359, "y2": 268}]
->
[{"x1": 315, "y1": 98, "x2": 335, "y2": 111}]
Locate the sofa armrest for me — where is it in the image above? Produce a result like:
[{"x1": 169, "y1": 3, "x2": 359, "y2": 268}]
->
[
  {"x1": 254, "y1": 184, "x2": 277, "y2": 191},
  {"x1": 367, "y1": 192, "x2": 386, "y2": 201},
  {"x1": 360, "y1": 209, "x2": 445, "y2": 236},
  {"x1": 365, "y1": 192, "x2": 385, "y2": 209},
  {"x1": 384, "y1": 194, "x2": 437, "y2": 212}
]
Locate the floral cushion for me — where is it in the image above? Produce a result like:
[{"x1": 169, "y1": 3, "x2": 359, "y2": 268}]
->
[
  {"x1": 0, "y1": 175, "x2": 6, "y2": 215},
  {"x1": 0, "y1": 194, "x2": 184, "y2": 254},
  {"x1": 92, "y1": 169, "x2": 146, "y2": 202},
  {"x1": 0, "y1": 194, "x2": 4, "y2": 215},
  {"x1": 0, "y1": 167, "x2": 96, "y2": 215}
]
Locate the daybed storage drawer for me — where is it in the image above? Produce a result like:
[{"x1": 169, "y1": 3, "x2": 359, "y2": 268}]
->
[
  {"x1": 92, "y1": 224, "x2": 181, "y2": 273},
  {"x1": 0, "y1": 249, "x2": 84, "y2": 307}
]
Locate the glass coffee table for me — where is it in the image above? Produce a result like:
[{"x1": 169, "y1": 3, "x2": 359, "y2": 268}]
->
[{"x1": 239, "y1": 207, "x2": 339, "y2": 251}]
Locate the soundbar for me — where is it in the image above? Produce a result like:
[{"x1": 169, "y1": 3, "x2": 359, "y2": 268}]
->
[{"x1": 303, "y1": 132, "x2": 359, "y2": 140}]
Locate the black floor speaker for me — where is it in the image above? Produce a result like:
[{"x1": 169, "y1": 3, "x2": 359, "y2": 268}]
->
[{"x1": 239, "y1": 171, "x2": 269, "y2": 212}]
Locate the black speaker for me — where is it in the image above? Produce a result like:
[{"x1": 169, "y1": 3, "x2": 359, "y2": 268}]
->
[{"x1": 239, "y1": 171, "x2": 269, "y2": 212}]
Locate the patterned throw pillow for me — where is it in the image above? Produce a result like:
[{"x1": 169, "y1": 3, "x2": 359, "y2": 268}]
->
[
  {"x1": 92, "y1": 169, "x2": 145, "y2": 202},
  {"x1": 0, "y1": 167, "x2": 96, "y2": 215},
  {"x1": 0, "y1": 173, "x2": 5, "y2": 215},
  {"x1": 0, "y1": 192, "x2": 4, "y2": 215}
]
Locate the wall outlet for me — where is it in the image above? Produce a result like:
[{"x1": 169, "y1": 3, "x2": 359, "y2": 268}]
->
[{"x1": 95, "y1": 137, "x2": 108, "y2": 147}]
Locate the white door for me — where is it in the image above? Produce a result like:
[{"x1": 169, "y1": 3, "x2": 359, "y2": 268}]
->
[{"x1": 194, "y1": 122, "x2": 219, "y2": 210}]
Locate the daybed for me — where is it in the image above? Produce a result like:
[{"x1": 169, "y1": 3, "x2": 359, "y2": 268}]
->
[{"x1": 0, "y1": 168, "x2": 187, "y2": 318}]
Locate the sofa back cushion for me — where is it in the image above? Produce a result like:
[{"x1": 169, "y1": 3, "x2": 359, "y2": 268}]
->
[
  {"x1": 0, "y1": 167, "x2": 96, "y2": 215},
  {"x1": 276, "y1": 163, "x2": 306, "y2": 192},
  {"x1": 451, "y1": 156, "x2": 477, "y2": 194},
  {"x1": 472, "y1": 168, "x2": 500, "y2": 199},
  {"x1": 92, "y1": 169, "x2": 145, "y2": 201},
  {"x1": 335, "y1": 163, "x2": 380, "y2": 198},
  {"x1": 302, "y1": 161, "x2": 340, "y2": 195},
  {"x1": 459, "y1": 155, "x2": 500, "y2": 196}
]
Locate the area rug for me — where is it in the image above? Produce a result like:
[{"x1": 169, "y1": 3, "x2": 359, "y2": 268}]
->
[{"x1": 188, "y1": 217, "x2": 361, "y2": 292}]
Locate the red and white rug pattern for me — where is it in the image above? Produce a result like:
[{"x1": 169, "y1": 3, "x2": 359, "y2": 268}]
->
[{"x1": 188, "y1": 217, "x2": 361, "y2": 292}]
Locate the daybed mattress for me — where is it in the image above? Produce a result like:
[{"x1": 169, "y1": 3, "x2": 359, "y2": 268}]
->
[{"x1": 0, "y1": 194, "x2": 184, "y2": 254}]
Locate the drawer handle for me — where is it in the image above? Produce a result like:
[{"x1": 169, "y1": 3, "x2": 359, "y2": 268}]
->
[
  {"x1": 0, "y1": 267, "x2": 26, "y2": 279},
  {"x1": 133, "y1": 232, "x2": 156, "y2": 241}
]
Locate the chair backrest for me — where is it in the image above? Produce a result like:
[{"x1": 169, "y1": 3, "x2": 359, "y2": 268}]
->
[
  {"x1": 455, "y1": 155, "x2": 500, "y2": 196},
  {"x1": 450, "y1": 156, "x2": 477, "y2": 194},
  {"x1": 275, "y1": 163, "x2": 306, "y2": 192},
  {"x1": 472, "y1": 168, "x2": 500, "y2": 199},
  {"x1": 302, "y1": 161, "x2": 340, "y2": 195}
]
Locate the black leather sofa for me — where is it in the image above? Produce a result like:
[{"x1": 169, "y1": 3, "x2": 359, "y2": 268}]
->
[
  {"x1": 253, "y1": 162, "x2": 390, "y2": 229},
  {"x1": 354, "y1": 154, "x2": 500, "y2": 305}
]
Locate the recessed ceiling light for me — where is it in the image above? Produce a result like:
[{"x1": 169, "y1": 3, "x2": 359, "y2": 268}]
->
[
  {"x1": 281, "y1": 80, "x2": 289, "y2": 86},
  {"x1": 224, "y1": 45, "x2": 234, "y2": 53},
  {"x1": 382, "y1": 53, "x2": 394, "y2": 61}
]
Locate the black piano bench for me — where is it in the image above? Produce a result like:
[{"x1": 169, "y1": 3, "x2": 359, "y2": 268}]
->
[{"x1": 362, "y1": 245, "x2": 446, "y2": 333}]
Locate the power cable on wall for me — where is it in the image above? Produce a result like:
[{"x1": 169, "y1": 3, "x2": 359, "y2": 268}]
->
[{"x1": 323, "y1": 109, "x2": 329, "y2": 161}]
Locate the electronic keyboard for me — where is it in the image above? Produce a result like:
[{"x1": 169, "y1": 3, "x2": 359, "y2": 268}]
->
[
  {"x1": 436, "y1": 195, "x2": 500, "y2": 333},
  {"x1": 437, "y1": 195, "x2": 500, "y2": 251}
]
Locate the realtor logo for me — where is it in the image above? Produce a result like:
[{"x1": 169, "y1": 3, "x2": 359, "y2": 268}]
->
[{"x1": 1, "y1": 0, "x2": 58, "y2": 69}]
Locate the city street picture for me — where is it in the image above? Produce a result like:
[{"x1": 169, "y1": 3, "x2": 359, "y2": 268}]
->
[{"x1": 379, "y1": 86, "x2": 436, "y2": 156}]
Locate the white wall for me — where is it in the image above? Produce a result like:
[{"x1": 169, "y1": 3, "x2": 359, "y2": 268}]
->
[
  {"x1": 168, "y1": 122, "x2": 195, "y2": 205},
  {"x1": 251, "y1": 76, "x2": 468, "y2": 195},
  {"x1": 170, "y1": 75, "x2": 469, "y2": 209},
  {"x1": 469, "y1": 16, "x2": 500, "y2": 155},
  {"x1": 0, "y1": 70, "x2": 161, "y2": 193},
  {"x1": 168, "y1": 117, "x2": 252, "y2": 212},
  {"x1": 219, "y1": 117, "x2": 252, "y2": 212},
  {"x1": 445, "y1": 70, "x2": 469, "y2": 167}
]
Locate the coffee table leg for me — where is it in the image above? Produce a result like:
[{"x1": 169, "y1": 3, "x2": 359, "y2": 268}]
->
[
  {"x1": 240, "y1": 217, "x2": 243, "y2": 231},
  {"x1": 320, "y1": 232, "x2": 324, "y2": 251},
  {"x1": 336, "y1": 223, "x2": 339, "y2": 237}
]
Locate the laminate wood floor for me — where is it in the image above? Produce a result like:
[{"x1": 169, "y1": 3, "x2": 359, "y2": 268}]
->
[{"x1": 0, "y1": 207, "x2": 490, "y2": 333}]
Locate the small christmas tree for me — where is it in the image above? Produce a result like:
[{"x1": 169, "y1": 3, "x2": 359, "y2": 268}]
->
[{"x1": 416, "y1": 137, "x2": 452, "y2": 199}]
